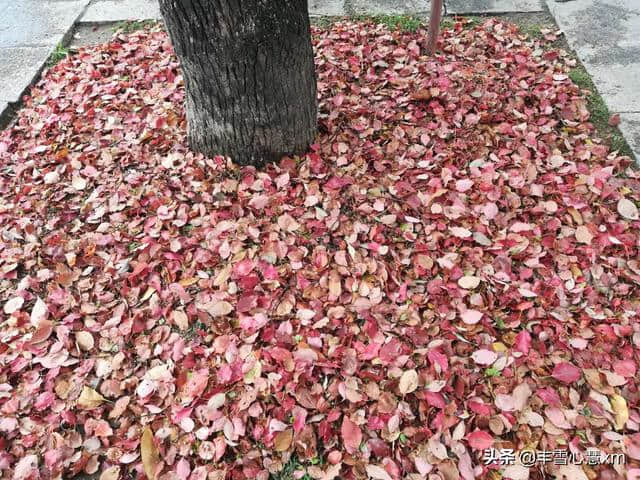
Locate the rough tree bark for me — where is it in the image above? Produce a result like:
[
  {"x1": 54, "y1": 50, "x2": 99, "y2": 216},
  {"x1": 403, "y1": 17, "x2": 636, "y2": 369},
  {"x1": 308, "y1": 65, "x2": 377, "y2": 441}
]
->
[{"x1": 159, "y1": 0, "x2": 318, "y2": 167}]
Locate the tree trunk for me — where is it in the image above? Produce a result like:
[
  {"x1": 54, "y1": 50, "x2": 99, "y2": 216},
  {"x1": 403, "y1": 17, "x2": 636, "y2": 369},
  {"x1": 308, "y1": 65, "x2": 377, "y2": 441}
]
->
[
  {"x1": 427, "y1": 0, "x2": 443, "y2": 55},
  {"x1": 159, "y1": 0, "x2": 318, "y2": 167}
]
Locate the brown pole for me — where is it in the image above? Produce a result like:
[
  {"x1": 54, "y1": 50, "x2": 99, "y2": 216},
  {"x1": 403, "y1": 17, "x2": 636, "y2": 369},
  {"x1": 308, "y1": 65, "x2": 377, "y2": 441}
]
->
[{"x1": 427, "y1": 0, "x2": 443, "y2": 54}]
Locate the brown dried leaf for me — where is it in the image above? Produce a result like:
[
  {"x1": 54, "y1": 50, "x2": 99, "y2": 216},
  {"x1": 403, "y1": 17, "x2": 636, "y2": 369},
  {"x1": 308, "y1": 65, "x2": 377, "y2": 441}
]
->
[
  {"x1": 77, "y1": 386, "x2": 106, "y2": 409},
  {"x1": 141, "y1": 426, "x2": 161, "y2": 480},
  {"x1": 274, "y1": 429, "x2": 293, "y2": 452},
  {"x1": 398, "y1": 369, "x2": 419, "y2": 395}
]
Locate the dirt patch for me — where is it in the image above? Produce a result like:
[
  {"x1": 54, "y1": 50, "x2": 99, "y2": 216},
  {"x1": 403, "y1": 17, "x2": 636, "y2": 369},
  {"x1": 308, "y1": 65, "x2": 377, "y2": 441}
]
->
[
  {"x1": 69, "y1": 21, "x2": 162, "y2": 49},
  {"x1": 69, "y1": 23, "x2": 119, "y2": 48}
]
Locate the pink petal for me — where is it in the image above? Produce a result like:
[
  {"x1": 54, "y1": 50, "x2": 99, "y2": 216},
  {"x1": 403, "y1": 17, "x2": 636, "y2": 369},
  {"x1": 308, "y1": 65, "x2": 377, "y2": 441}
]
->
[
  {"x1": 467, "y1": 430, "x2": 493, "y2": 450},
  {"x1": 552, "y1": 362, "x2": 582, "y2": 384},
  {"x1": 461, "y1": 309, "x2": 483, "y2": 325}
]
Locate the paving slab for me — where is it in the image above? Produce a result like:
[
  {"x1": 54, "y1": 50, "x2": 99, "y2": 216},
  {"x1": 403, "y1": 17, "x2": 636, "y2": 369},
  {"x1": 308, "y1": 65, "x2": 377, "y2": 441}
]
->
[
  {"x1": 547, "y1": 0, "x2": 640, "y2": 160},
  {"x1": 0, "y1": 0, "x2": 89, "y2": 48},
  {"x1": 547, "y1": 0, "x2": 640, "y2": 68},
  {"x1": 547, "y1": 0, "x2": 640, "y2": 103},
  {"x1": 81, "y1": 0, "x2": 160, "y2": 22},
  {"x1": 448, "y1": 0, "x2": 543, "y2": 14},
  {"x1": 583, "y1": 63, "x2": 640, "y2": 113},
  {"x1": 82, "y1": 0, "x2": 346, "y2": 21},
  {"x1": 347, "y1": 0, "x2": 428, "y2": 15},
  {"x1": 79, "y1": 0, "x2": 548, "y2": 23},
  {"x1": 618, "y1": 113, "x2": 640, "y2": 161},
  {"x1": 0, "y1": 46, "x2": 52, "y2": 103},
  {"x1": 310, "y1": 0, "x2": 345, "y2": 16}
]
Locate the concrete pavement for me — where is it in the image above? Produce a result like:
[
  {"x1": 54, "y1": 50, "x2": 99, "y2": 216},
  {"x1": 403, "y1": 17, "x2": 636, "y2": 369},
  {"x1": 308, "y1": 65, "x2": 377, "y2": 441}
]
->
[
  {"x1": 447, "y1": 0, "x2": 542, "y2": 14},
  {"x1": 81, "y1": 0, "x2": 160, "y2": 23},
  {"x1": 80, "y1": 0, "x2": 545, "y2": 18},
  {"x1": 0, "y1": 0, "x2": 90, "y2": 125},
  {"x1": 547, "y1": 0, "x2": 640, "y2": 161}
]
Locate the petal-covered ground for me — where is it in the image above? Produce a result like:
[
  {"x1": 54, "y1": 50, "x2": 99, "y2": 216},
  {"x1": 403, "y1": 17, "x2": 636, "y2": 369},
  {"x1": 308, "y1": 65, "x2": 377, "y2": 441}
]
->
[{"x1": 1, "y1": 18, "x2": 640, "y2": 480}]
